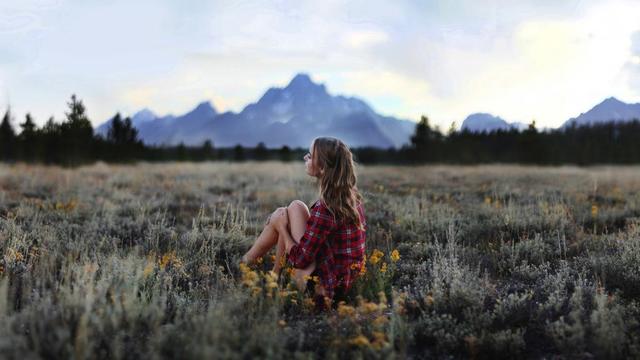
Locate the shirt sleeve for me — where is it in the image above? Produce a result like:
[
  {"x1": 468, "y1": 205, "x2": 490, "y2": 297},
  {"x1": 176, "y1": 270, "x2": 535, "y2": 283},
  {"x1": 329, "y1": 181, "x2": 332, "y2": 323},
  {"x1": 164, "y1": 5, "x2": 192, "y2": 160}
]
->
[{"x1": 288, "y1": 202, "x2": 335, "y2": 269}]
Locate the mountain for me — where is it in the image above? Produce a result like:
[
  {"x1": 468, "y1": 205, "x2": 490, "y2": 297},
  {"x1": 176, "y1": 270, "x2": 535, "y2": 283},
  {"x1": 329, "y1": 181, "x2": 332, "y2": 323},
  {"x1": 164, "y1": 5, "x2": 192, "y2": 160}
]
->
[
  {"x1": 562, "y1": 97, "x2": 640, "y2": 128},
  {"x1": 461, "y1": 113, "x2": 525, "y2": 133},
  {"x1": 95, "y1": 73, "x2": 415, "y2": 148},
  {"x1": 96, "y1": 101, "x2": 217, "y2": 145}
]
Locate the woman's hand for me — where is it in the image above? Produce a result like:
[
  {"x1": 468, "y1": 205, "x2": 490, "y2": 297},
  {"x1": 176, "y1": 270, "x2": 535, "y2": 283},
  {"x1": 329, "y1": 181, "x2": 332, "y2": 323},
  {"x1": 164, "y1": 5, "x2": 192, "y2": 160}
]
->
[{"x1": 270, "y1": 207, "x2": 289, "y2": 232}]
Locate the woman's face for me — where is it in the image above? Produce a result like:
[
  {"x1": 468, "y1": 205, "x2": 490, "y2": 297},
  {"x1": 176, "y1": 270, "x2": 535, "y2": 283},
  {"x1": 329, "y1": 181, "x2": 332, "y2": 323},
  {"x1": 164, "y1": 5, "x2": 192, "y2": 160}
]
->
[{"x1": 304, "y1": 141, "x2": 321, "y2": 177}]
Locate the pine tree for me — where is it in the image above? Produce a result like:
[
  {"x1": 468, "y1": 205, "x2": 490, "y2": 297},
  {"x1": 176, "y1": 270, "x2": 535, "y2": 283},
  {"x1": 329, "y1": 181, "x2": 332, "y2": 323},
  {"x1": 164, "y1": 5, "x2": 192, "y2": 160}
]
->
[
  {"x1": 0, "y1": 107, "x2": 17, "y2": 161},
  {"x1": 106, "y1": 113, "x2": 124, "y2": 143},
  {"x1": 61, "y1": 94, "x2": 94, "y2": 165},
  {"x1": 410, "y1": 115, "x2": 440, "y2": 162},
  {"x1": 19, "y1": 113, "x2": 38, "y2": 162},
  {"x1": 42, "y1": 116, "x2": 61, "y2": 164}
]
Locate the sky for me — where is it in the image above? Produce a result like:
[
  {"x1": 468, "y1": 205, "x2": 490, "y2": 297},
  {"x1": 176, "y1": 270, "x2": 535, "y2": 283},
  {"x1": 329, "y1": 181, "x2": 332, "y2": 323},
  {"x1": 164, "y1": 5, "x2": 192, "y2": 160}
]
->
[{"x1": 1, "y1": 0, "x2": 640, "y2": 130}]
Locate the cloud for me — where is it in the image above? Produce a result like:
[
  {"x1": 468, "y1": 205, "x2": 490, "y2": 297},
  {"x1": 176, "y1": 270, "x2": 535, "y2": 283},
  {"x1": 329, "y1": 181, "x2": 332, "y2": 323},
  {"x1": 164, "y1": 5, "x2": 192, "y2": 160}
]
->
[
  {"x1": 343, "y1": 30, "x2": 389, "y2": 49},
  {"x1": 626, "y1": 30, "x2": 640, "y2": 93},
  {"x1": 3, "y1": 0, "x2": 640, "y2": 129}
]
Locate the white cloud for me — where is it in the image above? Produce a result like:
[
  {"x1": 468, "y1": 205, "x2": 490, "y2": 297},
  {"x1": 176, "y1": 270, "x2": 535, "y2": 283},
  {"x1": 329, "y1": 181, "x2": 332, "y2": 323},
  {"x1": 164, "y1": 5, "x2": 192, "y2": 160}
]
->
[
  {"x1": 343, "y1": 30, "x2": 389, "y2": 49},
  {"x1": 2, "y1": 0, "x2": 640, "y2": 130}
]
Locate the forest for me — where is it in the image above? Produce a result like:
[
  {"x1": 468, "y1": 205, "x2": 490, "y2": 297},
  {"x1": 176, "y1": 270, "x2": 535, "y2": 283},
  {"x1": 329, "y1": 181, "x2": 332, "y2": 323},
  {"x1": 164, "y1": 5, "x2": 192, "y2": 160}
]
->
[{"x1": 1, "y1": 94, "x2": 639, "y2": 165}]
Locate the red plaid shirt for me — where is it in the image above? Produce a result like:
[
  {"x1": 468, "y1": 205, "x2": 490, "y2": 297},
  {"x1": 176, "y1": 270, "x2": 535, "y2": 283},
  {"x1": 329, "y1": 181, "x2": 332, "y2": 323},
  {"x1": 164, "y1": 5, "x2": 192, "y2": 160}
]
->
[{"x1": 287, "y1": 199, "x2": 367, "y2": 299}]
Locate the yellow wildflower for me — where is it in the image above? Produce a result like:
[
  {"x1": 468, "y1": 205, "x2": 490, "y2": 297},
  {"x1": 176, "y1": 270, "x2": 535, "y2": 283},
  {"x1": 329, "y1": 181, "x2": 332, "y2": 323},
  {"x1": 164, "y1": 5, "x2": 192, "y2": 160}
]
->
[
  {"x1": 348, "y1": 335, "x2": 370, "y2": 347},
  {"x1": 360, "y1": 301, "x2": 379, "y2": 315},
  {"x1": 390, "y1": 249, "x2": 400, "y2": 263},
  {"x1": 337, "y1": 302, "x2": 356, "y2": 317},
  {"x1": 380, "y1": 262, "x2": 387, "y2": 273},
  {"x1": 143, "y1": 261, "x2": 155, "y2": 278},
  {"x1": 484, "y1": 196, "x2": 492, "y2": 205},
  {"x1": 356, "y1": 255, "x2": 367, "y2": 276},
  {"x1": 369, "y1": 249, "x2": 384, "y2": 265},
  {"x1": 265, "y1": 271, "x2": 279, "y2": 290},
  {"x1": 591, "y1": 204, "x2": 598, "y2": 218},
  {"x1": 371, "y1": 331, "x2": 388, "y2": 349},
  {"x1": 373, "y1": 315, "x2": 389, "y2": 327},
  {"x1": 15, "y1": 251, "x2": 24, "y2": 262},
  {"x1": 303, "y1": 297, "x2": 315, "y2": 309},
  {"x1": 426, "y1": 294, "x2": 434, "y2": 306}
]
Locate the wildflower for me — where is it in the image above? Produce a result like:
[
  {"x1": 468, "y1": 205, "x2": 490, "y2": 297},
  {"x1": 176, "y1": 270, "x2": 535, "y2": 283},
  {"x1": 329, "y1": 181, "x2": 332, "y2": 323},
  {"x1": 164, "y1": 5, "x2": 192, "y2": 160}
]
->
[
  {"x1": 380, "y1": 262, "x2": 387, "y2": 273},
  {"x1": 484, "y1": 196, "x2": 492, "y2": 205},
  {"x1": 240, "y1": 263, "x2": 259, "y2": 287},
  {"x1": 373, "y1": 315, "x2": 389, "y2": 327},
  {"x1": 265, "y1": 271, "x2": 278, "y2": 290},
  {"x1": 278, "y1": 319, "x2": 286, "y2": 327},
  {"x1": 425, "y1": 294, "x2": 434, "y2": 306},
  {"x1": 378, "y1": 291, "x2": 388, "y2": 306},
  {"x1": 371, "y1": 331, "x2": 387, "y2": 350},
  {"x1": 394, "y1": 291, "x2": 408, "y2": 315},
  {"x1": 591, "y1": 204, "x2": 598, "y2": 217},
  {"x1": 143, "y1": 261, "x2": 155, "y2": 278},
  {"x1": 360, "y1": 301, "x2": 379, "y2": 315},
  {"x1": 348, "y1": 335, "x2": 370, "y2": 347},
  {"x1": 303, "y1": 297, "x2": 315, "y2": 310},
  {"x1": 159, "y1": 251, "x2": 175, "y2": 270},
  {"x1": 358, "y1": 255, "x2": 367, "y2": 276},
  {"x1": 28, "y1": 246, "x2": 39, "y2": 259},
  {"x1": 369, "y1": 249, "x2": 384, "y2": 265},
  {"x1": 286, "y1": 267, "x2": 296, "y2": 277},
  {"x1": 390, "y1": 249, "x2": 400, "y2": 263},
  {"x1": 337, "y1": 302, "x2": 356, "y2": 317}
]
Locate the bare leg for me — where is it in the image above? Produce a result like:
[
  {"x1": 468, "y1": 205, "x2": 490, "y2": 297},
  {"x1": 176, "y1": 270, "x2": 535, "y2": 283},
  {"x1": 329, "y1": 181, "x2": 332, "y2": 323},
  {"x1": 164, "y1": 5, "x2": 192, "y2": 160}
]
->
[
  {"x1": 241, "y1": 208, "x2": 283, "y2": 264},
  {"x1": 275, "y1": 200, "x2": 317, "y2": 290},
  {"x1": 272, "y1": 223, "x2": 288, "y2": 274}
]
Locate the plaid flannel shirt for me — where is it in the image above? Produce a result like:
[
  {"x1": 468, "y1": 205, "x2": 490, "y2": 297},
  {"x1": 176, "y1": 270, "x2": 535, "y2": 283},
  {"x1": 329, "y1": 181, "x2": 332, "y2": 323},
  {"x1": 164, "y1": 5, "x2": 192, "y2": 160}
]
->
[{"x1": 287, "y1": 199, "x2": 367, "y2": 299}]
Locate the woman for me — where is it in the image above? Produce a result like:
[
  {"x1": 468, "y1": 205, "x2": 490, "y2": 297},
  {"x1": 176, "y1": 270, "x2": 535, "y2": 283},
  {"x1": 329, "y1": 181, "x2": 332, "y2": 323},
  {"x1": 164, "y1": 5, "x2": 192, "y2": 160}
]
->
[{"x1": 241, "y1": 136, "x2": 366, "y2": 309}]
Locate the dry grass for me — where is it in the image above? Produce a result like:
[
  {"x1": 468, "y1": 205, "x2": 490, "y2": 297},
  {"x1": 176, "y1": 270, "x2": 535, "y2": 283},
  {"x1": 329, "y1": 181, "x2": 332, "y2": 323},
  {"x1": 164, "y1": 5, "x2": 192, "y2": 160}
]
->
[{"x1": 1, "y1": 161, "x2": 640, "y2": 359}]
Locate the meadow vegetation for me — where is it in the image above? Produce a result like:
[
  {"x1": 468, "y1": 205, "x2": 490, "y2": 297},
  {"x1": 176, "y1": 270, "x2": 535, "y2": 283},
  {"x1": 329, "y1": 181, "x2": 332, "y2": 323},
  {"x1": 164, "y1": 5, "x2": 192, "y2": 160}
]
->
[{"x1": 1, "y1": 162, "x2": 639, "y2": 359}]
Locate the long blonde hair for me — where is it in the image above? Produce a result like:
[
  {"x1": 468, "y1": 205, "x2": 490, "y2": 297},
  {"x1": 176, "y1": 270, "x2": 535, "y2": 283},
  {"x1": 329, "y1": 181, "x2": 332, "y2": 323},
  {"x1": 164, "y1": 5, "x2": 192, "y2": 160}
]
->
[{"x1": 312, "y1": 137, "x2": 364, "y2": 229}]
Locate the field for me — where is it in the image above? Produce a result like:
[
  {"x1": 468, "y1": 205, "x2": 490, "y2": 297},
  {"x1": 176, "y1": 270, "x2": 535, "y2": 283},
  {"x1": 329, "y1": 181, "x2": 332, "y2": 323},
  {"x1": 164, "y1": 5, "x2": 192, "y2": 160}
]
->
[{"x1": 1, "y1": 162, "x2": 640, "y2": 359}]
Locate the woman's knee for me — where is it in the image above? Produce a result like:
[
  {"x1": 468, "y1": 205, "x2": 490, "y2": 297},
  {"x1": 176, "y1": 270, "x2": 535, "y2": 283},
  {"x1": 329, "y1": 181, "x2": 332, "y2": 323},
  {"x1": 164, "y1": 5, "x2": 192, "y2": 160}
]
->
[{"x1": 287, "y1": 200, "x2": 309, "y2": 216}]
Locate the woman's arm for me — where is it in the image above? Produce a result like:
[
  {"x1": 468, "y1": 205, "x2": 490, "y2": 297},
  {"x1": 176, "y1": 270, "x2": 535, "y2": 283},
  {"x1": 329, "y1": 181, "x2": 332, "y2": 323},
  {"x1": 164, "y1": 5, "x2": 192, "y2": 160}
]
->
[{"x1": 270, "y1": 208, "x2": 298, "y2": 252}]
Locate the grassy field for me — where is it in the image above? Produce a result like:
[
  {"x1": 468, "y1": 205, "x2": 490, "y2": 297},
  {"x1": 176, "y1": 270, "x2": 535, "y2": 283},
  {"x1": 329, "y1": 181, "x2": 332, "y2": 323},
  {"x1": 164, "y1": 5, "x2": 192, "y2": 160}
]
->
[{"x1": 1, "y1": 162, "x2": 639, "y2": 359}]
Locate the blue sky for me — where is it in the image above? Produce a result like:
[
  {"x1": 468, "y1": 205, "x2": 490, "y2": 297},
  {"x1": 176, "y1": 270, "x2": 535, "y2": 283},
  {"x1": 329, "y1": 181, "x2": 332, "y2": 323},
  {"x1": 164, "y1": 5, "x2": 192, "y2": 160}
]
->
[{"x1": 1, "y1": 0, "x2": 640, "y2": 130}]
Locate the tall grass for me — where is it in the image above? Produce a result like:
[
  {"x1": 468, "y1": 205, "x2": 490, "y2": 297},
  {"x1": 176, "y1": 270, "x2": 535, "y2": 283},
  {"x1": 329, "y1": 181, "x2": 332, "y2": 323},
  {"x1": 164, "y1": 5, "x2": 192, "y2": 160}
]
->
[{"x1": 1, "y1": 162, "x2": 639, "y2": 358}]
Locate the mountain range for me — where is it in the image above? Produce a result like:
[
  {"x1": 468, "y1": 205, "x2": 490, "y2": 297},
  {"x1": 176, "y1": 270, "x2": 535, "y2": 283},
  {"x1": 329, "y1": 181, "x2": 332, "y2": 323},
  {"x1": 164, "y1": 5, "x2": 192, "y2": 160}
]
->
[
  {"x1": 96, "y1": 73, "x2": 415, "y2": 148},
  {"x1": 461, "y1": 97, "x2": 640, "y2": 133},
  {"x1": 97, "y1": 74, "x2": 640, "y2": 144},
  {"x1": 562, "y1": 97, "x2": 640, "y2": 128}
]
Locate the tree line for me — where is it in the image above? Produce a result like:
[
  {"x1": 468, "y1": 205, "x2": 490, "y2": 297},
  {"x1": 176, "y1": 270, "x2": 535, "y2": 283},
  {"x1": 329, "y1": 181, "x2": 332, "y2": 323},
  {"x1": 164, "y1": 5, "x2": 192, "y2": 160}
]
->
[{"x1": 1, "y1": 95, "x2": 639, "y2": 166}]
